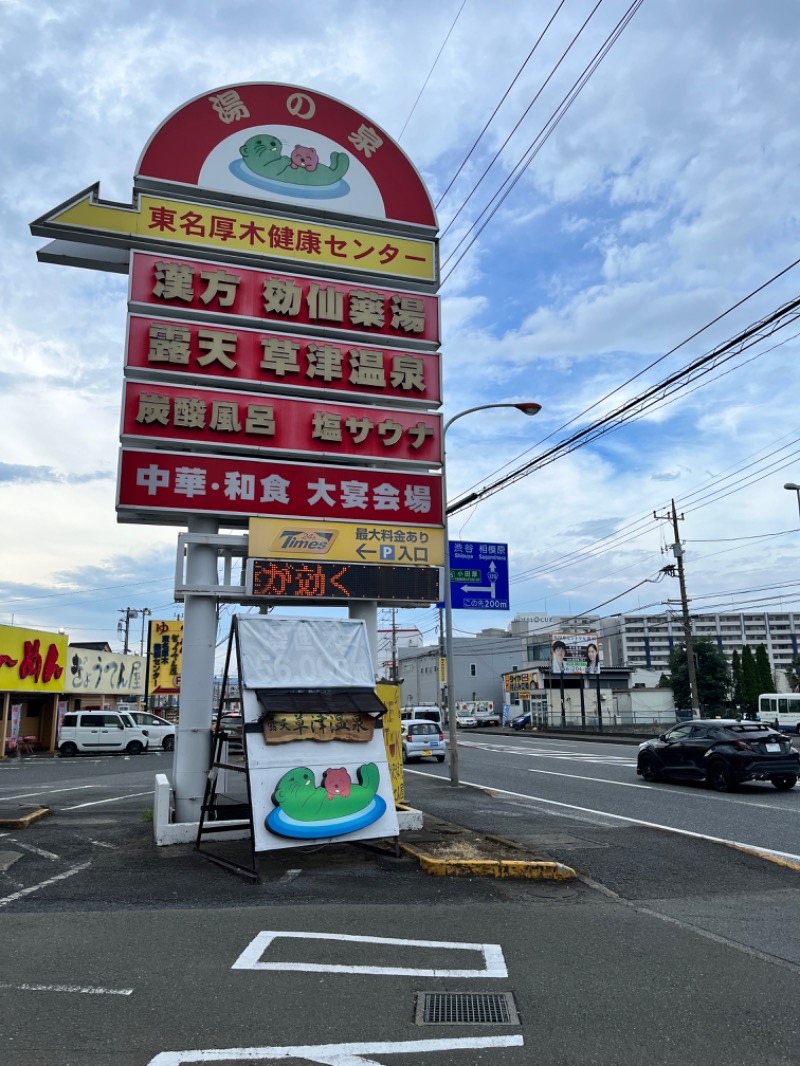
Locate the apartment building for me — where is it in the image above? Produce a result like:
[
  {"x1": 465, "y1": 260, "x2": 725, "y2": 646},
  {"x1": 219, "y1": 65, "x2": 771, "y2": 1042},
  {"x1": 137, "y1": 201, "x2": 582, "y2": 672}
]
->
[{"x1": 599, "y1": 612, "x2": 800, "y2": 675}]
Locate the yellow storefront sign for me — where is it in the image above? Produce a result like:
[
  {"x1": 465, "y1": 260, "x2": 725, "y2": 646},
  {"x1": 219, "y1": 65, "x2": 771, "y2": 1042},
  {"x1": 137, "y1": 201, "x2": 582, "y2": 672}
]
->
[
  {"x1": 39, "y1": 189, "x2": 436, "y2": 282},
  {"x1": 248, "y1": 517, "x2": 445, "y2": 567},
  {"x1": 0, "y1": 625, "x2": 68, "y2": 693},
  {"x1": 377, "y1": 682, "x2": 403, "y2": 804},
  {"x1": 148, "y1": 620, "x2": 183, "y2": 695}
]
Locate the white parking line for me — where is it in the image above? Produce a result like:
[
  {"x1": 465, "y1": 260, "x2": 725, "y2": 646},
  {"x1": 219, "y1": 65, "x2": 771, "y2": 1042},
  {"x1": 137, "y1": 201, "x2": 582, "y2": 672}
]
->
[
  {"x1": 0, "y1": 982, "x2": 132, "y2": 995},
  {"x1": 232, "y1": 931, "x2": 508, "y2": 978},
  {"x1": 147, "y1": 1035, "x2": 524, "y2": 1065},
  {"x1": 0, "y1": 862, "x2": 91, "y2": 908},
  {"x1": 0, "y1": 786, "x2": 100, "y2": 802},
  {"x1": 61, "y1": 791, "x2": 153, "y2": 810},
  {"x1": 4, "y1": 840, "x2": 61, "y2": 860}
]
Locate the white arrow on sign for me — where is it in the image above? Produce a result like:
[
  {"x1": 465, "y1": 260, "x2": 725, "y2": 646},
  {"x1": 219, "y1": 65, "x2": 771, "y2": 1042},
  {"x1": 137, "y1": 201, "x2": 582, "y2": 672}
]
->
[{"x1": 460, "y1": 560, "x2": 497, "y2": 596}]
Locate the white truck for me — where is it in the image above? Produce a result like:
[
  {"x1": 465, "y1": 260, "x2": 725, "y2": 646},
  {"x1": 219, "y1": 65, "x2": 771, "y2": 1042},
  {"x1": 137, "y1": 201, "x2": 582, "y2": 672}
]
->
[{"x1": 455, "y1": 700, "x2": 499, "y2": 728}]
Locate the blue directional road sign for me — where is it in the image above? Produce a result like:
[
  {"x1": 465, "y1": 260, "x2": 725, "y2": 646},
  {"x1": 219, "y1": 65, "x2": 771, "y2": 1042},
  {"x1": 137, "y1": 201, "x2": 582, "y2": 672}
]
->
[{"x1": 447, "y1": 541, "x2": 509, "y2": 611}]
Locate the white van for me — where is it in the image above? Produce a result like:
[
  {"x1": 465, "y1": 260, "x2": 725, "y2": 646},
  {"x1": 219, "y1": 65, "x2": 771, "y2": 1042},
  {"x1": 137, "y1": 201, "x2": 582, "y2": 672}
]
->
[
  {"x1": 402, "y1": 706, "x2": 443, "y2": 727},
  {"x1": 58, "y1": 711, "x2": 149, "y2": 756}
]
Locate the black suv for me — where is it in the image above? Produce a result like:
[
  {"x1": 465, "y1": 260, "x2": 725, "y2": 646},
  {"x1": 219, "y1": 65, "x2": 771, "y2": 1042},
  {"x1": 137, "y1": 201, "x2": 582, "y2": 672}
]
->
[{"x1": 637, "y1": 720, "x2": 799, "y2": 791}]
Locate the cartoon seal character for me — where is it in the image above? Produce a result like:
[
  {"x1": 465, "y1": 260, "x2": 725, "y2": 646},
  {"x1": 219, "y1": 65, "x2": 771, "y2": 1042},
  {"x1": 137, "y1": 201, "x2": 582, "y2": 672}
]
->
[
  {"x1": 239, "y1": 134, "x2": 349, "y2": 187},
  {"x1": 272, "y1": 764, "x2": 379, "y2": 821}
]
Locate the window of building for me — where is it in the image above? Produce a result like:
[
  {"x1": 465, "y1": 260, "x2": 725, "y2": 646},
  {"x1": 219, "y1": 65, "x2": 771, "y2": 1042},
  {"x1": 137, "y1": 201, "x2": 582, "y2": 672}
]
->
[{"x1": 470, "y1": 664, "x2": 477, "y2": 677}]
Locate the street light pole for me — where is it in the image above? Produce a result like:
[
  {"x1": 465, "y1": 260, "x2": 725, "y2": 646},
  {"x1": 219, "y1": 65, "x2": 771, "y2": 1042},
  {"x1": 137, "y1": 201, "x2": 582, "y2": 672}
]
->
[
  {"x1": 443, "y1": 401, "x2": 542, "y2": 786},
  {"x1": 784, "y1": 482, "x2": 800, "y2": 521}
]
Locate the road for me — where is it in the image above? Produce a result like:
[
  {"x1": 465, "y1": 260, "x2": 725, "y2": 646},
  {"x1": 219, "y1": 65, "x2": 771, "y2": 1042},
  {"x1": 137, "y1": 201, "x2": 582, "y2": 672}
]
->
[
  {"x1": 418, "y1": 731, "x2": 800, "y2": 861},
  {"x1": 1, "y1": 743, "x2": 799, "y2": 1065}
]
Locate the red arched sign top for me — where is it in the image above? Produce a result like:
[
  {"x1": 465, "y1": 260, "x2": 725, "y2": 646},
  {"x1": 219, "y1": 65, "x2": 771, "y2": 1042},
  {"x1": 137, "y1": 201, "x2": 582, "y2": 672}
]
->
[{"x1": 136, "y1": 82, "x2": 437, "y2": 231}]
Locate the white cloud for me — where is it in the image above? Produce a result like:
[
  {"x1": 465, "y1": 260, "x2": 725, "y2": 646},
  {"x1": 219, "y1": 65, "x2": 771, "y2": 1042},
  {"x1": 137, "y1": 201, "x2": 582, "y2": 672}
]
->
[{"x1": 2, "y1": 0, "x2": 800, "y2": 654}]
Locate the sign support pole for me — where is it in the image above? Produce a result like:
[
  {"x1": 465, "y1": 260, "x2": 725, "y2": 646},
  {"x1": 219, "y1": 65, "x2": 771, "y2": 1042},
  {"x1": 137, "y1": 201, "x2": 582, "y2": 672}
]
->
[
  {"x1": 349, "y1": 602, "x2": 378, "y2": 681},
  {"x1": 173, "y1": 516, "x2": 218, "y2": 823}
]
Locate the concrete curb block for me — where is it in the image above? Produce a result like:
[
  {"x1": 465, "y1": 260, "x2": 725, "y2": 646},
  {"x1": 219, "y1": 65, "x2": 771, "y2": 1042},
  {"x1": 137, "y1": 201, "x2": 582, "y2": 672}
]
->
[
  {"x1": 399, "y1": 842, "x2": 576, "y2": 880},
  {"x1": 0, "y1": 806, "x2": 49, "y2": 829}
]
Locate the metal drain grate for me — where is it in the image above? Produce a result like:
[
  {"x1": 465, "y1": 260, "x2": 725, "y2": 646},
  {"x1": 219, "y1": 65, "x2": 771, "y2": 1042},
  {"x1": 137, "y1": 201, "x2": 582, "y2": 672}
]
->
[{"x1": 416, "y1": 992, "x2": 519, "y2": 1025}]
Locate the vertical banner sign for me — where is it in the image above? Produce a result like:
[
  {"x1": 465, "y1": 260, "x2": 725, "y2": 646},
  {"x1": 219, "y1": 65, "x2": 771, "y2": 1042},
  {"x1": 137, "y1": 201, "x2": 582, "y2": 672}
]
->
[
  {"x1": 148, "y1": 620, "x2": 184, "y2": 694},
  {"x1": 10, "y1": 704, "x2": 22, "y2": 749}
]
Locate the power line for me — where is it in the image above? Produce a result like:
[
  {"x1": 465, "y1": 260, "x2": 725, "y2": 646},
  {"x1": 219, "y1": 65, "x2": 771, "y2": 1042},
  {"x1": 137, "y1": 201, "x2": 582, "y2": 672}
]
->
[
  {"x1": 397, "y1": 0, "x2": 468, "y2": 141},
  {"x1": 435, "y1": 0, "x2": 569, "y2": 209},
  {"x1": 447, "y1": 289, "x2": 800, "y2": 515}
]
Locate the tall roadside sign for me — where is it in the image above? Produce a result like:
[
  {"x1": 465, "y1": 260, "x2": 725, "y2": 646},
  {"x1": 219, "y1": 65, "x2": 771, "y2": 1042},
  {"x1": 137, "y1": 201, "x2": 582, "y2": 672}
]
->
[{"x1": 31, "y1": 83, "x2": 441, "y2": 825}]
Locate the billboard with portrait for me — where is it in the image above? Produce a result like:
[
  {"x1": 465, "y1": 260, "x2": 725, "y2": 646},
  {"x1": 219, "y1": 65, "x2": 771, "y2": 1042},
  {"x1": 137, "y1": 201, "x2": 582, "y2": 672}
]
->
[{"x1": 550, "y1": 633, "x2": 601, "y2": 675}]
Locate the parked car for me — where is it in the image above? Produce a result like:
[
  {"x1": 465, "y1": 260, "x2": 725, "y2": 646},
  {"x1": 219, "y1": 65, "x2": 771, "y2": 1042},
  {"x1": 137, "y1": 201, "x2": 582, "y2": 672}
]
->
[
  {"x1": 637, "y1": 719, "x2": 799, "y2": 791},
  {"x1": 128, "y1": 711, "x2": 175, "y2": 751},
  {"x1": 58, "y1": 711, "x2": 149, "y2": 757},
  {"x1": 511, "y1": 712, "x2": 531, "y2": 731},
  {"x1": 401, "y1": 720, "x2": 446, "y2": 763}
]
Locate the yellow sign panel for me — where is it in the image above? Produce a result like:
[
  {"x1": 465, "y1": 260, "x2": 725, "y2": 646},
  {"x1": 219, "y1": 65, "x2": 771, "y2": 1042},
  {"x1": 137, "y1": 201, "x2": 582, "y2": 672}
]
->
[
  {"x1": 0, "y1": 625, "x2": 68, "y2": 693},
  {"x1": 377, "y1": 683, "x2": 403, "y2": 804},
  {"x1": 248, "y1": 517, "x2": 445, "y2": 567},
  {"x1": 148, "y1": 620, "x2": 183, "y2": 695},
  {"x1": 44, "y1": 190, "x2": 436, "y2": 281}
]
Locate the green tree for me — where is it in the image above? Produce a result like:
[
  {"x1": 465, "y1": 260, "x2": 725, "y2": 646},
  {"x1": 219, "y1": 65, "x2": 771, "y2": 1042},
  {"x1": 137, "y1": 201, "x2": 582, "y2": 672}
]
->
[
  {"x1": 740, "y1": 645, "x2": 759, "y2": 716},
  {"x1": 784, "y1": 653, "x2": 800, "y2": 693},
  {"x1": 731, "y1": 649, "x2": 744, "y2": 710},
  {"x1": 665, "y1": 637, "x2": 730, "y2": 712},
  {"x1": 754, "y1": 644, "x2": 774, "y2": 696}
]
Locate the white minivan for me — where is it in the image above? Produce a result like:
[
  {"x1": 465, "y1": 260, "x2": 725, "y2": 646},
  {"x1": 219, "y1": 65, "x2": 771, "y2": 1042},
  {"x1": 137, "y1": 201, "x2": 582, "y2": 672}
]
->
[
  {"x1": 128, "y1": 711, "x2": 175, "y2": 751},
  {"x1": 58, "y1": 711, "x2": 149, "y2": 756}
]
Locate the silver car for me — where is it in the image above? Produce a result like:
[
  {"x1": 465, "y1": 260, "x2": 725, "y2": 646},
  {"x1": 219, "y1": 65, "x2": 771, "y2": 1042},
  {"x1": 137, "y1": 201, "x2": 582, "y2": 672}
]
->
[{"x1": 401, "y1": 720, "x2": 446, "y2": 764}]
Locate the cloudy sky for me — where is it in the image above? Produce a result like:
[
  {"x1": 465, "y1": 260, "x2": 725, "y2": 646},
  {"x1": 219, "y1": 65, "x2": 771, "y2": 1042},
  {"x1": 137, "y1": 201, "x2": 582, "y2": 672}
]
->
[{"x1": 3, "y1": 0, "x2": 800, "y2": 662}]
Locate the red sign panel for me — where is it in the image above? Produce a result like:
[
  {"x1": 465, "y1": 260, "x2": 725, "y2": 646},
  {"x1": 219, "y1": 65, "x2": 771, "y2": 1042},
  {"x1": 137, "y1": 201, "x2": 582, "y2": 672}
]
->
[
  {"x1": 135, "y1": 83, "x2": 437, "y2": 229},
  {"x1": 129, "y1": 252, "x2": 440, "y2": 345},
  {"x1": 122, "y1": 381, "x2": 442, "y2": 465},
  {"x1": 117, "y1": 449, "x2": 443, "y2": 526},
  {"x1": 126, "y1": 314, "x2": 441, "y2": 406}
]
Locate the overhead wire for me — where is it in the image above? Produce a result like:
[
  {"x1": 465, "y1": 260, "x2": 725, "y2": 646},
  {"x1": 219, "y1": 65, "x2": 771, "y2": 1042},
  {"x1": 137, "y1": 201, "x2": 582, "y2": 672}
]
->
[
  {"x1": 435, "y1": 0, "x2": 570, "y2": 209},
  {"x1": 438, "y1": 0, "x2": 602, "y2": 236},
  {"x1": 440, "y1": 0, "x2": 646, "y2": 283},
  {"x1": 397, "y1": 0, "x2": 469, "y2": 141}
]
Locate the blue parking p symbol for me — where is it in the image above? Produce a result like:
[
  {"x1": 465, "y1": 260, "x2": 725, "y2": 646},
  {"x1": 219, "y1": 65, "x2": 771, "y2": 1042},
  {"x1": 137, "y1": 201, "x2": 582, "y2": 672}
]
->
[{"x1": 379, "y1": 545, "x2": 396, "y2": 560}]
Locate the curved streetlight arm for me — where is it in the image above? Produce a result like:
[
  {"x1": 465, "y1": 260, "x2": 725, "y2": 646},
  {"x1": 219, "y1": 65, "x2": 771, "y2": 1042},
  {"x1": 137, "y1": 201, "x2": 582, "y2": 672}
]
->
[
  {"x1": 442, "y1": 400, "x2": 542, "y2": 786},
  {"x1": 785, "y1": 483, "x2": 800, "y2": 520}
]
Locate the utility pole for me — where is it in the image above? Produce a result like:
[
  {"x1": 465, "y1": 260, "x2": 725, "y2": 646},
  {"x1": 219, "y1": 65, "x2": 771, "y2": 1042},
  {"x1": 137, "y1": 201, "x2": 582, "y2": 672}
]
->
[
  {"x1": 654, "y1": 501, "x2": 700, "y2": 717},
  {"x1": 117, "y1": 608, "x2": 136, "y2": 654},
  {"x1": 390, "y1": 608, "x2": 398, "y2": 683}
]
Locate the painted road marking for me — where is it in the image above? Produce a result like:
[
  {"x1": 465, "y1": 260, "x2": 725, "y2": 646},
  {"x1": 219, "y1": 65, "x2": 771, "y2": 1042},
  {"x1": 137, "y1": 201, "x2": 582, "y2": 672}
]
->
[
  {"x1": 5, "y1": 839, "x2": 61, "y2": 860},
  {"x1": 232, "y1": 931, "x2": 508, "y2": 978},
  {"x1": 0, "y1": 862, "x2": 91, "y2": 908},
  {"x1": 0, "y1": 982, "x2": 132, "y2": 995},
  {"x1": 522, "y1": 767, "x2": 800, "y2": 811},
  {"x1": 61, "y1": 791, "x2": 153, "y2": 810},
  {"x1": 460, "y1": 740, "x2": 636, "y2": 765},
  {"x1": 0, "y1": 786, "x2": 100, "y2": 802},
  {"x1": 147, "y1": 1035, "x2": 524, "y2": 1065},
  {"x1": 418, "y1": 773, "x2": 800, "y2": 864}
]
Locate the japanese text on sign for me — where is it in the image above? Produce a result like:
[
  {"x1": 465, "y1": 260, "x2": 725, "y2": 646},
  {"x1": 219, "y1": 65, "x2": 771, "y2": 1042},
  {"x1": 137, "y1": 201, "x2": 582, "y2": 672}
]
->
[
  {"x1": 118, "y1": 450, "x2": 443, "y2": 526},
  {"x1": 142, "y1": 196, "x2": 435, "y2": 279},
  {"x1": 129, "y1": 253, "x2": 440, "y2": 344},
  {"x1": 127, "y1": 316, "x2": 439, "y2": 405}
]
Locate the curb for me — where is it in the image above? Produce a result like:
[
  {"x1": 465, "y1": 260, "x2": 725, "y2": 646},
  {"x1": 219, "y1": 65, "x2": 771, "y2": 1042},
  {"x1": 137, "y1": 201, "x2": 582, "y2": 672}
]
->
[
  {"x1": 399, "y1": 842, "x2": 576, "y2": 879},
  {"x1": 0, "y1": 806, "x2": 49, "y2": 830}
]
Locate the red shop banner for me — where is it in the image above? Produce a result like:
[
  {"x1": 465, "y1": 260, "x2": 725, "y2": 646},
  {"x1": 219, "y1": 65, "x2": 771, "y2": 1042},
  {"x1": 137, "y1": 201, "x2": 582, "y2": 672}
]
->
[
  {"x1": 125, "y1": 314, "x2": 441, "y2": 406},
  {"x1": 117, "y1": 448, "x2": 444, "y2": 526},
  {"x1": 122, "y1": 380, "x2": 442, "y2": 466},
  {"x1": 129, "y1": 251, "x2": 440, "y2": 345}
]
